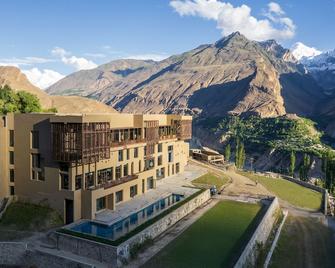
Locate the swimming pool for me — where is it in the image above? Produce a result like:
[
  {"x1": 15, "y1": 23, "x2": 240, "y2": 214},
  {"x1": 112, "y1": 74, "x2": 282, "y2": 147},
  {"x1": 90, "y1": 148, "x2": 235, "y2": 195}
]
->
[{"x1": 69, "y1": 193, "x2": 184, "y2": 241}]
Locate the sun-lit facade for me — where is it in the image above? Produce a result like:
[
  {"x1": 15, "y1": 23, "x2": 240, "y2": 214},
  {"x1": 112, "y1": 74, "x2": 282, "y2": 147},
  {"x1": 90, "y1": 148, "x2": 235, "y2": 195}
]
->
[{"x1": 0, "y1": 113, "x2": 192, "y2": 223}]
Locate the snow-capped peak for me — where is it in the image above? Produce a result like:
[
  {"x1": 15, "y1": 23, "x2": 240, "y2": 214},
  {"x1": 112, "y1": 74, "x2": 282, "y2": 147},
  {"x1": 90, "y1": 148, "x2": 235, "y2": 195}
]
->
[{"x1": 291, "y1": 42, "x2": 322, "y2": 61}]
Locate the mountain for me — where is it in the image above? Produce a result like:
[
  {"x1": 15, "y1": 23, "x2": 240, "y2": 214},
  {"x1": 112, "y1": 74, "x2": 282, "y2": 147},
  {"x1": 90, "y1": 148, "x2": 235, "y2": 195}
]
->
[
  {"x1": 0, "y1": 66, "x2": 117, "y2": 113},
  {"x1": 291, "y1": 42, "x2": 322, "y2": 61},
  {"x1": 301, "y1": 50, "x2": 335, "y2": 94},
  {"x1": 48, "y1": 32, "x2": 324, "y2": 120}
]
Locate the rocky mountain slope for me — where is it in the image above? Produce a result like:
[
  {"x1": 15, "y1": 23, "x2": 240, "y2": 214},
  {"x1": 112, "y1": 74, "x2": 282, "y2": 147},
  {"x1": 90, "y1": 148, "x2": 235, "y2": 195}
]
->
[
  {"x1": 0, "y1": 66, "x2": 117, "y2": 113},
  {"x1": 302, "y1": 50, "x2": 335, "y2": 94},
  {"x1": 48, "y1": 32, "x2": 325, "y2": 121}
]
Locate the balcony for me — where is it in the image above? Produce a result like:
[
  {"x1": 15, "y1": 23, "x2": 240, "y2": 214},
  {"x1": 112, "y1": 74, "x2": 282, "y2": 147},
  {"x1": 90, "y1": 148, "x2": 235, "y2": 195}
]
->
[
  {"x1": 110, "y1": 138, "x2": 145, "y2": 148},
  {"x1": 90, "y1": 174, "x2": 139, "y2": 191}
]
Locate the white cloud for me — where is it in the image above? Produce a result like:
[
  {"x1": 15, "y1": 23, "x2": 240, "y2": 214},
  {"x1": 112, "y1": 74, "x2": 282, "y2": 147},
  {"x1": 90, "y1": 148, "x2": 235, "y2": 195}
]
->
[
  {"x1": 84, "y1": 53, "x2": 106, "y2": 58},
  {"x1": 170, "y1": 0, "x2": 295, "y2": 41},
  {"x1": 268, "y1": 2, "x2": 284, "y2": 16},
  {"x1": 291, "y1": 42, "x2": 322, "y2": 60},
  {"x1": 22, "y1": 68, "x2": 65, "y2": 89},
  {"x1": 52, "y1": 47, "x2": 98, "y2": 70},
  {"x1": 125, "y1": 53, "x2": 169, "y2": 61},
  {"x1": 0, "y1": 57, "x2": 53, "y2": 67}
]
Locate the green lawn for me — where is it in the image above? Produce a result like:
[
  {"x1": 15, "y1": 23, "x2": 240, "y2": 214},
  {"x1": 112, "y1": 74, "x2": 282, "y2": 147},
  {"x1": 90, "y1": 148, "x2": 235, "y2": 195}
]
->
[
  {"x1": 0, "y1": 202, "x2": 63, "y2": 232},
  {"x1": 270, "y1": 216, "x2": 335, "y2": 268},
  {"x1": 144, "y1": 200, "x2": 262, "y2": 268},
  {"x1": 238, "y1": 171, "x2": 322, "y2": 210},
  {"x1": 192, "y1": 172, "x2": 229, "y2": 190}
]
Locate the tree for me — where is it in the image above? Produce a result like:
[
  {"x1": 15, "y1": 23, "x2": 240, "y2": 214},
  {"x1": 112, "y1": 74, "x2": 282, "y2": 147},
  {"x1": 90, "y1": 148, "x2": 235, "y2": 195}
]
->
[
  {"x1": 224, "y1": 144, "x2": 231, "y2": 162},
  {"x1": 16, "y1": 91, "x2": 41, "y2": 113},
  {"x1": 289, "y1": 151, "x2": 296, "y2": 177},
  {"x1": 235, "y1": 138, "x2": 240, "y2": 168},
  {"x1": 0, "y1": 85, "x2": 42, "y2": 114},
  {"x1": 299, "y1": 153, "x2": 311, "y2": 181},
  {"x1": 323, "y1": 150, "x2": 335, "y2": 193},
  {"x1": 235, "y1": 139, "x2": 245, "y2": 169}
]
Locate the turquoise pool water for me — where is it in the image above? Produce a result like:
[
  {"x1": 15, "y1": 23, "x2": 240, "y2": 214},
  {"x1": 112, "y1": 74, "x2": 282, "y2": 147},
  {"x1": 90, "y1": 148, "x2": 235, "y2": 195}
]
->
[{"x1": 69, "y1": 193, "x2": 184, "y2": 241}]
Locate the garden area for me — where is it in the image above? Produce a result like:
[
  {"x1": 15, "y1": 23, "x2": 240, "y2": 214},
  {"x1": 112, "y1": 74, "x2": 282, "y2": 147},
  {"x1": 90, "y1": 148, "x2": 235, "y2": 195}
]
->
[
  {"x1": 0, "y1": 201, "x2": 63, "y2": 241},
  {"x1": 270, "y1": 216, "x2": 335, "y2": 268},
  {"x1": 144, "y1": 200, "x2": 262, "y2": 268},
  {"x1": 192, "y1": 172, "x2": 229, "y2": 190},
  {"x1": 238, "y1": 171, "x2": 322, "y2": 210}
]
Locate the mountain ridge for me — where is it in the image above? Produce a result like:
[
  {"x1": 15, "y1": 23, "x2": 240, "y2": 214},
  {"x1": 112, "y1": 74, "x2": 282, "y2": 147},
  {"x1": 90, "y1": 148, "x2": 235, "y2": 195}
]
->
[{"x1": 0, "y1": 66, "x2": 117, "y2": 114}]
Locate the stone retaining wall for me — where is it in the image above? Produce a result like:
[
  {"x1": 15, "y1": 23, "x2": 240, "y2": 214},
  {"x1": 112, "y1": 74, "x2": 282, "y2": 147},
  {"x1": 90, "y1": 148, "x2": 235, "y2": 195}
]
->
[
  {"x1": 0, "y1": 242, "x2": 27, "y2": 265},
  {"x1": 54, "y1": 189, "x2": 211, "y2": 267},
  {"x1": 234, "y1": 197, "x2": 280, "y2": 268},
  {"x1": 54, "y1": 232, "x2": 118, "y2": 267}
]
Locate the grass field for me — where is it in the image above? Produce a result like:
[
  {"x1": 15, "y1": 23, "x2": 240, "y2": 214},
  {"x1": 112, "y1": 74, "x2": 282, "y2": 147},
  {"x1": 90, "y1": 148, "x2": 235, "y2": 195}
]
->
[
  {"x1": 238, "y1": 171, "x2": 322, "y2": 210},
  {"x1": 0, "y1": 202, "x2": 63, "y2": 241},
  {"x1": 270, "y1": 216, "x2": 335, "y2": 268},
  {"x1": 144, "y1": 200, "x2": 262, "y2": 268},
  {"x1": 192, "y1": 172, "x2": 229, "y2": 190}
]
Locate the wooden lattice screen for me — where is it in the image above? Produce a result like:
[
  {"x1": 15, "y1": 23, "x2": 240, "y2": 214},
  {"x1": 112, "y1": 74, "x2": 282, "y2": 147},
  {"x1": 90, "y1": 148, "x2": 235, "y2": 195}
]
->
[
  {"x1": 52, "y1": 122, "x2": 110, "y2": 164},
  {"x1": 144, "y1": 120, "x2": 159, "y2": 159},
  {"x1": 175, "y1": 120, "x2": 192, "y2": 140}
]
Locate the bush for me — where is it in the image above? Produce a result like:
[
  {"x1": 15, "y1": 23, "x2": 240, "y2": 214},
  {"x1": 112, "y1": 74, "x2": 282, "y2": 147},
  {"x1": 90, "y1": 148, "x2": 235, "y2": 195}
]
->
[{"x1": 0, "y1": 84, "x2": 42, "y2": 114}]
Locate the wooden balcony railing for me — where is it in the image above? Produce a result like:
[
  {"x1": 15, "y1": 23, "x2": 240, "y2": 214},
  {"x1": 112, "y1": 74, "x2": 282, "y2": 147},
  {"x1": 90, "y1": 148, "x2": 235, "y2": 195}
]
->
[{"x1": 89, "y1": 174, "x2": 139, "y2": 191}]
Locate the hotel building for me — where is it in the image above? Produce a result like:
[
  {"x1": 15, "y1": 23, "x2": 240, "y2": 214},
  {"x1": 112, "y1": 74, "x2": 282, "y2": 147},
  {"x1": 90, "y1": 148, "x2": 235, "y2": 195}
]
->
[{"x1": 0, "y1": 113, "x2": 192, "y2": 223}]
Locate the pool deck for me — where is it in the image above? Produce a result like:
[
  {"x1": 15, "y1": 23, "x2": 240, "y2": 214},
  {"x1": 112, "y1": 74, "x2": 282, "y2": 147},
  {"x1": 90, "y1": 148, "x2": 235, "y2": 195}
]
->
[{"x1": 94, "y1": 163, "x2": 207, "y2": 225}]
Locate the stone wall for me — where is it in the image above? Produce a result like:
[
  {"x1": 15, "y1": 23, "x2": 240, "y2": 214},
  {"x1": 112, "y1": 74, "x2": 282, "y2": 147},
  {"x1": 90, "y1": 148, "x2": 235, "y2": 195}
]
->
[
  {"x1": 54, "y1": 189, "x2": 210, "y2": 267},
  {"x1": 234, "y1": 197, "x2": 280, "y2": 268},
  {"x1": 54, "y1": 232, "x2": 118, "y2": 267},
  {"x1": 0, "y1": 242, "x2": 27, "y2": 265},
  {"x1": 116, "y1": 189, "x2": 211, "y2": 265}
]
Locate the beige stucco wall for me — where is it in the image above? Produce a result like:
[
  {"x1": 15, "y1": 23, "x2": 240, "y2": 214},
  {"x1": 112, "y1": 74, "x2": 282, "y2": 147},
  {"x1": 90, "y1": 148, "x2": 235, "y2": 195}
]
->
[{"x1": 0, "y1": 112, "x2": 191, "y2": 223}]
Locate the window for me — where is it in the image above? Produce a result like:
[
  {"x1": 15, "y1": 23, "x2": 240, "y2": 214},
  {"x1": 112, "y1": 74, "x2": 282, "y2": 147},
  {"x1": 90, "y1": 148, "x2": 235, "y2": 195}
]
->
[
  {"x1": 127, "y1": 149, "x2": 130, "y2": 160},
  {"x1": 115, "y1": 190, "x2": 123, "y2": 203},
  {"x1": 9, "y1": 169, "x2": 14, "y2": 182},
  {"x1": 145, "y1": 159, "x2": 155, "y2": 170},
  {"x1": 31, "y1": 153, "x2": 40, "y2": 168},
  {"x1": 85, "y1": 172, "x2": 95, "y2": 189},
  {"x1": 32, "y1": 170, "x2": 37, "y2": 180},
  {"x1": 131, "y1": 162, "x2": 134, "y2": 174},
  {"x1": 9, "y1": 151, "x2": 14, "y2": 165},
  {"x1": 139, "y1": 160, "x2": 142, "y2": 172},
  {"x1": 158, "y1": 143, "x2": 162, "y2": 153},
  {"x1": 116, "y1": 166, "x2": 122, "y2": 180},
  {"x1": 123, "y1": 164, "x2": 129, "y2": 177},
  {"x1": 9, "y1": 130, "x2": 14, "y2": 147},
  {"x1": 38, "y1": 171, "x2": 45, "y2": 181},
  {"x1": 176, "y1": 163, "x2": 180, "y2": 173},
  {"x1": 31, "y1": 130, "x2": 39, "y2": 149},
  {"x1": 130, "y1": 185, "x2": 138, "y2": 198},
  {"x1": 156, "y1": 168, "x2": 165, "y2": 179},
  {"x1": 98, "y1": 168, "x2": 113, "y2": 184},
  {"x1": 168, "y1": 145, "x2": 173, "y2": 163},
  {"x1": 10, "y1": 186, "x2": 14, "y2": 196},
  {"x1": 118, "y1": 150, "x2": 123, "y2": 161},
  {"x1": 61, "y1": 173, "x2": 69, "y2": 190},
  {"x1": 75, "y1": 175, "x2": 82, "y2": 190},
  {"x1": 96, "y1": 197, "x2": 106, "y2": 211},
  {"x1": 134, "y1": 147, "x2": 138, "y2": 158},
  {"x1": 147, "y1": 176, "x2": 154, "y2": 190},
  {"x1": 158, "y1": 155, "x2": 163, "y2": 166}
]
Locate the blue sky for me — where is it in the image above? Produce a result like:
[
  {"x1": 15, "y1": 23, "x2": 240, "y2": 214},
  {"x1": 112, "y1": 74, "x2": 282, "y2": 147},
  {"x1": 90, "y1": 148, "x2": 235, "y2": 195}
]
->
[{"x1": 1, "y1": 0, "x2": 334, "y2": 88}]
